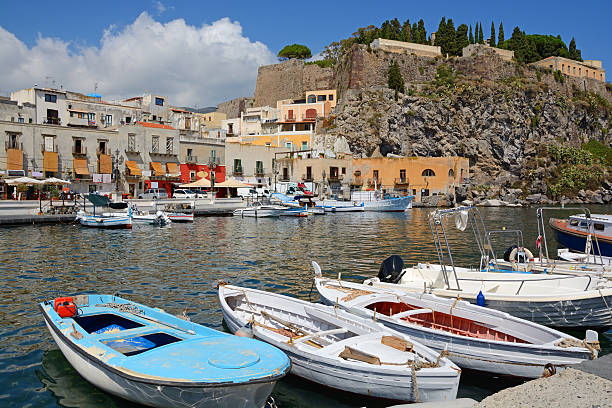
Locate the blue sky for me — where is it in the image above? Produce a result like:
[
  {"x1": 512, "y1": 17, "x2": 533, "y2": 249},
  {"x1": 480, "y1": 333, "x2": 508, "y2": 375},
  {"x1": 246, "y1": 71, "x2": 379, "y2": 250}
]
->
[{"x1": 0, "y1": 0, "x2": 609, "y2": 106}]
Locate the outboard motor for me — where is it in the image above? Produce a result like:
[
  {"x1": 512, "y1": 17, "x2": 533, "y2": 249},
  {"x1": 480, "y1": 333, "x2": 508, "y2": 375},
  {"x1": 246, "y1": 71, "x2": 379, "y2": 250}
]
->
[{"x1": 377, "y1": 255, "x2": 405, "y2": 284}]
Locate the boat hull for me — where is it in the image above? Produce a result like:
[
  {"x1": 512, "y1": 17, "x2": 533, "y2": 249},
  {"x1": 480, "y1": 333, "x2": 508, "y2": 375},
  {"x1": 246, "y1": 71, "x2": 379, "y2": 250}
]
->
[
  {"x1": 222, "y1": 307, "x2": 458, "y2": 403},
  {"x1": 362, "y1": 196, "x2": 414, "y2": 212},
  {"x1": 43, "y1": 318, "x2": 275, "y2": 408},
  {"x1": 167, "y1": 213, "x2": 194, "y2": 222},
  {"x1": 233, "y1": 208, "x2": 283, "y2": 217},
  {"x1": 77, "y1": 215, "x2": 132, "y2": 229},
  {"x1": 550, "y1": 218, "x2": 612, "y2": 257}
]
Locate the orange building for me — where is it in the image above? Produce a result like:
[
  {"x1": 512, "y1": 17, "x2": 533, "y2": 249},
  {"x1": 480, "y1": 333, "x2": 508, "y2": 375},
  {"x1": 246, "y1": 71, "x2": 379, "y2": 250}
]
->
[{"x1": 532, "y1": 56, "x2": 605, "y2": 82}]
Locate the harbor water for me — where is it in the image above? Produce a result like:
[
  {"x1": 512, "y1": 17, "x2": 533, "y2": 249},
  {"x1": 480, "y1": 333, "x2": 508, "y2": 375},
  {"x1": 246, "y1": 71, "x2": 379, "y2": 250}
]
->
[{"x1": 1, "y1": 206, "x2": 611, "y2": 407}]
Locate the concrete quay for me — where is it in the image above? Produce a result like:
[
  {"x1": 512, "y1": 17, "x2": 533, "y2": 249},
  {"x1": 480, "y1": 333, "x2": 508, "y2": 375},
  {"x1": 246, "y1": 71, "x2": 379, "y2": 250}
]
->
[{"x1": 0, "y1": 197, "x2": 247, "y2": 225}]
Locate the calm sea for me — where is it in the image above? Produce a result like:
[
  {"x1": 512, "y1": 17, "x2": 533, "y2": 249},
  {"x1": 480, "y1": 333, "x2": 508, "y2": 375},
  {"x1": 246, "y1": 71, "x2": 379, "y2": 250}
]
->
[{"x1": 1, "y1": 206, "x2": 610, "y2": 407}]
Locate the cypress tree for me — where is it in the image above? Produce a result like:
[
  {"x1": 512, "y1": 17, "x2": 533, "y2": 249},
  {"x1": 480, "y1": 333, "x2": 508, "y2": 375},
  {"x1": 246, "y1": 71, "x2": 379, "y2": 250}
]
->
[
  {"x1": 390, "y1": 18, "x2": 402, "y2": 40},
  {"x1": 411, "y1": 23, "x2": 418, "y2": 43},
  {"x1": 456, "y1": 24, "x2": 469, "y2": 55},
  {"x1": 569, "y1": 37, "x2": 578, "y2": 60},
  {"x1": 401, "y1": 19, "x2": 411, "y2": 42},
  {"x1": 490, "y1": 21, "x2": 496, "y2": 47},
  {"x1": 388, "y1": 60, "x2": 405, "y2": 100},
  {"x1": 445, "y1": 19, "x2": 456, "y2": 55},
  {"x1": 498, "y1": 22, "x2": 505, "y2": 45},
  {"x1": 478, "y1": 23, "x2": 484, "y2": 44},
  {"x1": 469, "y1": 25, "x2": 474, "y2": 44},
  {"x1": 417, "y1": 19, "x2": 427, "y2": 44},
  {"x1": 435, "y1": 17, "x2": 447, "y2": 49},
  {"x1": 474, "y1": 22, "x2": 479, "y2": 43}
]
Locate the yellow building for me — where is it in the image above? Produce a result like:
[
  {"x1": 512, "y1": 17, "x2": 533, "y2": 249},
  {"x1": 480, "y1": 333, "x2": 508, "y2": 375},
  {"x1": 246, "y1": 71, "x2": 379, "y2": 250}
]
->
[
  {"x1": 532, "y1": 56, "x2": 605, "y2": 82},
  {"x1": 196, "y1": 111, "x2": 227, "y2": 129}
]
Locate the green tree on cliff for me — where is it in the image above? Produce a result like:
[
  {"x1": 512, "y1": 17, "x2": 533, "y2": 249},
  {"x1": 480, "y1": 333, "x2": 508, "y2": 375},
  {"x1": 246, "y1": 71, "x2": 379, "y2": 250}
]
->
[
  {"x1": 445, "y1": 19, "x2": 457, "y2": 54},
  {"x1": 400, "y1": 19, "x2": 411, "y2": 42},
  {"x1": 411, "y1": 23, "x2": 418, "y2": 43},
  {"x1": 478, "y1": 23, "x2": 484, "y2": 44},
  {"x1": 417, "y1": 19, "x2": 427, "y2": 44},
  {"x1": 277, "y1": 44, "x2": 312, "y2": 61},
  {"x1": 456, "y1": 24, "x2": 469, "y2": 55},
  {"x1": 474, "y1": 22, "x2": 480, "y2": 43},
  {"x1": 490, "y1": 22, "x2": 496, "y2": 47},
  {"x1": 434, "y1": 17, "x2": 447, "y2": 49},
  {"x1": 469, "y1": 25, "x2": 474, "y2": 44},
  {"x1": 498, "y1": 22, "x2": 505, "y2": 45},
  {"x1": 388, "y1": 60, "x2": 405, "y2": 100},
  {"x1": 569, "y1": 37, "x2": 583, "y2": 61}
]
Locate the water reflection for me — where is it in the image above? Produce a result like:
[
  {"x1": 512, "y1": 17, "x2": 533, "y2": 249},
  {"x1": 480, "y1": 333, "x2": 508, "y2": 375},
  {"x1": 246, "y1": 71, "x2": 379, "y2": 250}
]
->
[{"x1": 0, "y1": 206, "x2": 610, "y2": 407}]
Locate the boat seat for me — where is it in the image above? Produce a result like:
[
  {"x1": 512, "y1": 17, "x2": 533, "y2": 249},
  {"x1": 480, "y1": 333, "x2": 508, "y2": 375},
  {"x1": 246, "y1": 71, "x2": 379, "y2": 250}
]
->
[
  {"x1": 293, "y1": 328, "x2": 348, "y2": 344},
  {"x1": 392, "y1": 308, "x2": 433, "y2": 319},
  {"x1": 304, "y1": 307, "x2": 370, "y2": 336}
]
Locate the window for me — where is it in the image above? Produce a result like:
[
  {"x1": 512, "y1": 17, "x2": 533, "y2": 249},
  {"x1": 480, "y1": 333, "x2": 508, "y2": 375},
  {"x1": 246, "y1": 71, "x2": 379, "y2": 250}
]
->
[
  {"x1": 301, "y1": 141, "x2": 308, "y2": 150},
  {"x1": 228, "y1": 123, "x2": 233, "y2": 134},
  {"x1": 45, "y1": 94, "x2": 57, "y2": 103},
  {"x1": 265, "y1": 142, "x2": 271, "y2": 147},
  {"x1": 594, "y1": 223, "x2": 605, "y2": 231},
  {"x1": 74, "y1": 138, "x2": 84, "y2": 154},
  {"x1": 286, "y1": 142, "x2": 292, "y2": 149},
  {"x1": 256, "y1": 160, "x2": 264, "y2": 174},
  {"x1": 18, "y1": 117, "x2": 24, "y2": 123},
  {"x1": 400, "y1": 169, "x2": 406, "y2": 181},
  {"x1": 317, "y1": 95, "x2": 326, "y2": 101},
  {"x1": 128, "y1": 134, "x2": 136, "y2": 152},
  {"x1": 105, "y1": 114, "x2": 113, "y2": 126},
  {"x1": 448, "y1": 169, "x2": 455, "y2": 177},
  {"x1": 579, "y1": 68, "x2": 581, "y2": 75},
  {"x1": 341, "y1": 167, "x2": 346, "y2": 175},
  {"x1": 329, "y1": 167, "x2": 339, "y2": 179},
  {"x1": 573, "y1": 67, "x2": 576, "y2": 74},
  {"x1": 329, "y1": 94, "x2": 334, "y2": 101},
  {"x1": 306, "y1": 166, "x2": 312, "y2": 180},
  {"x1": 166, "y1": 137, "x2": 174, "y2": 154},
  {"x1": 7, "y1": 133, "x2": 19, "y2": 149},
  {"x1": 152, "y1": 115, "x2": 157, "y2": 121},
  {"x1": 421, "y1": 188, "x2": 430, "y2": 197},
  {"x1": 422, "y1": 169, "x2": 435, "y2": 177},
  {"x1": 125, "y1": 116, "x2": 131, "y2": 124},
  {"x1": 373, "y1": 170, "x2": 379, "y2": 180},
  {"x1": 287, "y1": 110, "x2": 294, "y2": 120},
  {"x1": 282, "y1": 167, "x2": 288, "y2": 180},
  {"x1": 190, "y1": 171, "x2": 196, "y2": 180},
  {"x1": 98, "y1": 140, "x2": 107, "y2": 155},
  {"x1": 155, "y1": 97, "x2": 164, "y2": 106},
  {"x1": 152, "y1": 136, "x2": 159, "y2": 153},
  {"x1": 187, "y1": 148, "x2": 193, "y2": 157},
  {"x1": 234, "y1": 159, "x2": 242, "y2": 174},
  {"x1": 88, "y1": 113, "x2": 95, "y2": 123},
  {"x1": 70, "y1": 111, "x2": 74, "y2": 117},
  {"x1": 210, "y1": 149, "x2": 216, "y2": 159},
  {"x1": 561, "y1": 64, "x2": 564, "y2": 71},
  {"x1": 46, "y1": 109, "x2": 59, "y2": 124},
  {"x1": 307, "y1": 95, "x2": 316, "y2": 103}
]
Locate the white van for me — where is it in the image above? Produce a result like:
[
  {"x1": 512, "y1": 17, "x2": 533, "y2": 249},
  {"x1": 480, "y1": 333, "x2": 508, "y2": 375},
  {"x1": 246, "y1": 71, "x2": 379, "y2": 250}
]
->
[{"x1": 237, "y1": 187, "x2": 271, "y2": 199}]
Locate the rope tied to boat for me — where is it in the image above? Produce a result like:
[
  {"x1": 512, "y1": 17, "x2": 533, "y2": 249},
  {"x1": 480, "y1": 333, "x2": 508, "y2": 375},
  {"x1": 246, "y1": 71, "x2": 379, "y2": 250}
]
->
[
  {"x1": 411, "y1": 364, "x2": 419, "y2": 403},
  {"x1": 555, "y1": 337, "x2": 601, "y2": 360},
  {"x1": 436, "y1": 349, "x2": 449, "y2": 367},
  {"x1": 324, "y1": 284, "x2": 373, "y2": 301}
]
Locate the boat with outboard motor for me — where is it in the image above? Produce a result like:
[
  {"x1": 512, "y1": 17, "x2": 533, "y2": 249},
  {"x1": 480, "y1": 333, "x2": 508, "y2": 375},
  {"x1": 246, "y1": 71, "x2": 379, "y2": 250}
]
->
[
  {"x1": 76, "y1": 194, "x2": 132, "y2": 229},
  {"x1": 233, "y1": 202, "x2": 285, "y2": 218},
  {"x1": 351, "y1": 191, "x2": 414, "y2": 212},
  {"x1": 218, "y1": 284, "x2": 460, "y2": 403},
  {"x1": 316, "y1": 200, "x2": 365, "y2": 213},
  {"x1": 363, "y1": 207, "x2": 612, "y2": 329},
  {"x1": 40, "y1": 294, "x2": 290, "y2": 408},
  {"x1": 313, "y1": 261, "x2": 599, "y2": 378}
]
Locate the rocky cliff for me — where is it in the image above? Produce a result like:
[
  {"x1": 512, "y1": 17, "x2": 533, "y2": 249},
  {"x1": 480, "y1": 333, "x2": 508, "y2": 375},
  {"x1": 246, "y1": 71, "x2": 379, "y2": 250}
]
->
[{"x1": 321, "y1": 45, "x2": 612, "y2": 204}]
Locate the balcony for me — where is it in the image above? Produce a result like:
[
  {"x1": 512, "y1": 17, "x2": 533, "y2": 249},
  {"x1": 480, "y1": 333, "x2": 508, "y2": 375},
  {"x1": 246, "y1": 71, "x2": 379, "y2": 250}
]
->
[
  {"x1": 394, "y1": 178, "x2": 409, "y2": 186},
  {"x1": 96, "y1": 147, "x2": 109, "y2": 156},
  {"x1": 41, "y1": 143, "x2": 58, "y2": 153},
  {"x1": 279, "y1": 175, "x2": 290, "y2": 182},
  {"x1": 125, "y1": 145, "x2": 140, "y2": 154},
  {"x1": 186, "y1": 155, "x2": 198, "y2": 164},
  {"x1": 328, "y1": 175, "x2": 343, "y2": 182},
  {"x1": 44, "y1": 117, "x2": 61, "y2": 125},
  {"x1": 301, "y1": 173, "x2": 313, "y2": 182},
  {"x1": 72, "y1": 146, "x2": 87, "y2": 156},
  {"x1": 368, "y1": 177, "x2": 381, "y2": 186},
  {"x1": 233, "y1": 168, "x2": 243, "y2": 176},
  {"x1": 5, "y1": 141, "x2": 23, "y2": 151},
  {"x1": 255, "y1": 167, "x2": 265, "y2": 176}
]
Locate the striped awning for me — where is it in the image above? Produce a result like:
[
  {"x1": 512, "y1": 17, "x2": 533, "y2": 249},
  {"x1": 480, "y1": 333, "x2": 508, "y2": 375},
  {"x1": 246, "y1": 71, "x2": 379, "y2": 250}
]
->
[
  {"x1": 166, "y1": 162, "x2": 179, "y2": 176},
  {"x1": 43, "y1": 151, "x2": 58, "y2": 173},
  {"x1": 98, "y1": 154, "x2": 112, "y2": 174},
  {"x1": 73, "y1": 158, "x2": 89, "y2": 175},
  {"x1": 150, "y1": 162, "x2": 164, "y2": 176},
  {"x1": 125, "y1": 161, "x2": 142, "y2": 176}
]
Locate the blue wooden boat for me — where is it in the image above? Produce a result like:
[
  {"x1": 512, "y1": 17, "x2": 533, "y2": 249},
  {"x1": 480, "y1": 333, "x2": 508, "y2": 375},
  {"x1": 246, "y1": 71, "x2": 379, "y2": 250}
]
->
[
  {"x1": 40, "y1": 294, "x2": 290, "y2": 408},
  {"x1": 549, "y1": 214, "x2": 612, "y2": 257}
]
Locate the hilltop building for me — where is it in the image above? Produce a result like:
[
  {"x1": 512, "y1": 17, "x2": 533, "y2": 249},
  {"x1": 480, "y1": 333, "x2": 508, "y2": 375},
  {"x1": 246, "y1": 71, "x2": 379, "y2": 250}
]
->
[
  {"x1": 462, "y1": 44, "x2": 514, "y2": 62},
  {"x1": 370, "y1": 38, "x2": 442, "y2": 58},
  {"x1": 531, "y1": 56, "x2": 605, "y2": 82}
]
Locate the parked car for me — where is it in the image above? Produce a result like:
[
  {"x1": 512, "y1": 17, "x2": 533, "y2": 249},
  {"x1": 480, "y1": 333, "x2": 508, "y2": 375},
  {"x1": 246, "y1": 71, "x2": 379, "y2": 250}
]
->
[
  {"x1": 138, "y1": 188, "x2": 165, "y2": 199},
  {"x1": 172, "y1": 189, "x2": 198, "y2": 199},
  {"x1": 236, "y1": 188, "x2": 270, "y2": 199}
]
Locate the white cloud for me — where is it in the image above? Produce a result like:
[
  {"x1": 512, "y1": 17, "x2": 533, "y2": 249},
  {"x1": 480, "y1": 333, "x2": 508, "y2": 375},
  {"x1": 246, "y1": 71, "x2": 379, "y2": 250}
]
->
[
  {"x1": 153, "y1": 1, "x2": 168, "y2": 15},
  {"x1": 0, "y1": 13, "x2": 276, "y2": 106}
]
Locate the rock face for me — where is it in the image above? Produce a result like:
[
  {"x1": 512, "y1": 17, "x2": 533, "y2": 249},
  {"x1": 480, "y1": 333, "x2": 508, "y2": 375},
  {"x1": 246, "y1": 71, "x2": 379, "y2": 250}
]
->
[
  {"x1": 320, "y1": 45, "x2": 612, "y2": 202},
  {"x1": 216, "y1": 97, "x2": 254, "y2": 119},
  {"x1": 253, "y1": 59, "x2": 334, "y2": 107}
]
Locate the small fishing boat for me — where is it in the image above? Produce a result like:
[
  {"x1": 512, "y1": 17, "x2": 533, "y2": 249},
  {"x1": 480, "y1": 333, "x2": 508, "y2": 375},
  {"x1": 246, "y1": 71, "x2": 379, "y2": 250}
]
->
[
  {"x1": 351, "y1": 191, "x2": 414, "y2": 212},
  {"x1": 76, "y1": 211, "x2": 132, "y2": 229},
  {"x1": 549, "y1": 214, "x2": 612, "y2": 257},
  {"x1": 233, "y1": 203, "x2": 285, "y2": 218},
  {"x1": 167, "y1": 212, "x2": 194, "y2": 222},
  {"x1": 219, "y1": 284, "x2": 460, "y2": 403},
  {"x1": 40, "y1": 294, "x2": 290, "y2": 408},
  {"x1": 129, "y1": 208, "x2": 171, "y2": 226},
  {"x1": 313, "y1": 262, "x2": 599, "y2": 378},
  {"x1": 316, "y1": 200, "x2": 365, "y2": 213},
  {"x1": 306, "y1": 206, "x2": 325, "y2": 215},
  {"x1": 280, "y1": 207, "x2": 308, "y2": 217}
]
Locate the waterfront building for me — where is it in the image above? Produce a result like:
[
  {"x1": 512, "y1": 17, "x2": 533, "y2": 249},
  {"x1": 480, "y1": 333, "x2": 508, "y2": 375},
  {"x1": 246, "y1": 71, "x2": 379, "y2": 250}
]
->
[
  {"x1": 274, "y1": 154, "x2": 469, "y2": 201},
  {"x1": 531, "y1": 56, "x2": 606, "y2": 82},
  {"x1": 224, "y1": 138, "x2": 285, "y2": 187}
]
